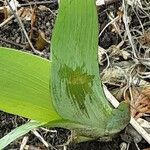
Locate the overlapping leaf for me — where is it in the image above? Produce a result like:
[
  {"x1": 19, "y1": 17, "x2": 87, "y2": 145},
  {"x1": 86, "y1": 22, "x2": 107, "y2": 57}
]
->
[
  {"x1": 0, "y1": 121, "x2": 44, "y2": 149},
  {"x1": 0, "y1": 47, "x2": 61, "y2": 122},
  {"x1": 51, "y1": 0, "x2": 130, "y2": 137}
]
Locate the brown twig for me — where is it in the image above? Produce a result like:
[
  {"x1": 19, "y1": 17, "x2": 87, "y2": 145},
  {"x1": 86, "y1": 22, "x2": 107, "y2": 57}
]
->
[
  {"x1": 0, "y1": 15, "x2": 14, "y2": 27},
  {"x1": 6, "y1": 0, "x2": 43, "y2": 55},
  {"x1": 19, "y1": 1, "x2": 58, "y2": 7},
  {"x1": 0, "y1": 36, "x2": 25, "y2": 48}
]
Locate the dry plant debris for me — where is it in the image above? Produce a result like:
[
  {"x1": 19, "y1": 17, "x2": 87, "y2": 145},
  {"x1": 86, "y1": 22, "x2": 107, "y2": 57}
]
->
[
  {"x1": 138, "y1": 29, "x2": 150, "y2": 47},
  {"x1": 128, "y1": 87, "x2": 150, "y2": 119},
  {"x1": 0, "y1": 0, "x2": 56, "y2": 56},
  {"x1": 98, "y1": 0, "x2": 150, "y2": 147},
  {"x1": 0, "y1": 0, "x2": 150, "y2": 149}
]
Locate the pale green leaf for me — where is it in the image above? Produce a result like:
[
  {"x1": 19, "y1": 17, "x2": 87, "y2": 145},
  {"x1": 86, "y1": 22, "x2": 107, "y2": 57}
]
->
[
  {"x1": 0, "y1": 120, "x2": 44, "y2": 149},
  {"x1": 0, "y1": 47, "x2": 61, "y2": 122}
]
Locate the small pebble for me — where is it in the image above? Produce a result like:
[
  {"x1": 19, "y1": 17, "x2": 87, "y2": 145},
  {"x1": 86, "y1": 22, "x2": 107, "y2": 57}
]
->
[{"x1": 120, "y1": 142, "x2": 128, "y2": 150}]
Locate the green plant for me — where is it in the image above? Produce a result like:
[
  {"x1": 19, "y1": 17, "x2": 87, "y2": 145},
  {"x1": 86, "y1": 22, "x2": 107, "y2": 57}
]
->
[{"x1": 0, "y1": 0, "x2": 130, "y2": 148}]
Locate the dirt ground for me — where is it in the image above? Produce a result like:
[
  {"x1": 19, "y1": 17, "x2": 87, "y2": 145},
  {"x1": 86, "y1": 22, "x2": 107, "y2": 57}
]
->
[{"x1": 0, "y1": 0, "x2": 150, "y2": 149}]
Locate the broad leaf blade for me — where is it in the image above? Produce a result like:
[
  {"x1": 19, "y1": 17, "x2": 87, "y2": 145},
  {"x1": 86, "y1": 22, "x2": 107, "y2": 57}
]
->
[
  {"x1": 0, "y1": 47, "x2": 61, "y2": 122},
  {"x1": 51, "y1": 0, "x2": 112, "y2": 128},
  {"x1": 0, "y1": 121, "x2": 44, "y2": 149}
]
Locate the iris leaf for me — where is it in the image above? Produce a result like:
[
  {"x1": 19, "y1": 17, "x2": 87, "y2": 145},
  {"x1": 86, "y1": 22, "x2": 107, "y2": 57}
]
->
[
  {"x1": 0, "y1": 47, "x2": 61, "y2": 122},
  {"x1": 0, "y1": 121, "x2": 44, "y2": 149},
  {"x1": 51, "y1": 0, "x2": 130, "y2": 138}
]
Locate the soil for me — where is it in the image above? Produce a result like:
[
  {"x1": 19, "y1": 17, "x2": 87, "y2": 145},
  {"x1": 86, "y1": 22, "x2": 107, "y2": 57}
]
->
[{"x1": 0, "y1": 0, "x2": 150, "y2": 149}]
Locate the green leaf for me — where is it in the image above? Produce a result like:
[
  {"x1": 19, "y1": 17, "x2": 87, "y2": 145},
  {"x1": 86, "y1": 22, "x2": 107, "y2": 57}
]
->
[
  {"x1": 51, "y1": 0, "x2": 111, "y2": 126},
  {"x1": 0, "y1": 47, "x2": 61, "y2": 122},
  {"x1": 51, "y1": 0, "x2": 130, "y2": 138},
  {"x1": 0, "y1": 120, "x2": 44, "y2": 149},
  {"x1": 0, "y1": 0, "x2": 130, "y2": 140}
]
